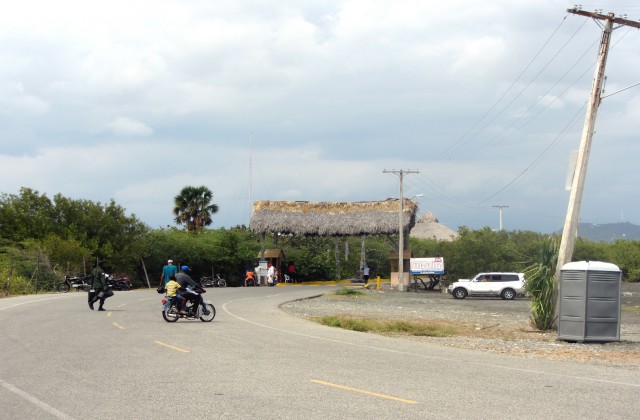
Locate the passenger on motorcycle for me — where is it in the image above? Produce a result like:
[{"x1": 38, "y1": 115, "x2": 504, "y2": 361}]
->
[
  {"x1": 175, "y1": 266, "x2": 210, "y2": 316},
  {"x1": 164, "y1": 274, "x2": 181, "y2": 304}
]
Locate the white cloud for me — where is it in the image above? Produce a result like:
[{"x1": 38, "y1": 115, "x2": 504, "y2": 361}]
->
[
  {"x1": 0, "y1": 0, "x2": 639, "y2": 232},
  {"x1": 108, "y1": 117, "x2": 153, "y2": 137},
  {"x1": 0, "y1": 82, "x2": 49, "y2": 115}
]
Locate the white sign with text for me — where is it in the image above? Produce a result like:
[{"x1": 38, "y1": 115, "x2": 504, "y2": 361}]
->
[{"x1": 410, "y1": 257, "x2": 445, "y2": 275}]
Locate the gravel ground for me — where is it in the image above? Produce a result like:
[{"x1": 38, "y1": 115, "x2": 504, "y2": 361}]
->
[{"x1": 281, "y1": 282, "x2": 640, "y2": 369}]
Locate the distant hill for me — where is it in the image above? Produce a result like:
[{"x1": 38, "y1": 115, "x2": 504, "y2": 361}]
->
[{"x1": 574, "y1": 222, "x2": 640, "y2": 242}]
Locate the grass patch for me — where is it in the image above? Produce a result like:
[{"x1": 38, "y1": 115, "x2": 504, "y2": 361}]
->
[
  {"x1": 622, "y1": 306, "x2": 640, "y2": 312},
  {"x1": 334, "y1": 288, "x2": 366, "y2": 296},
  {"x1": 318, "y1": 315, "x2": 457, "y2": 337}
]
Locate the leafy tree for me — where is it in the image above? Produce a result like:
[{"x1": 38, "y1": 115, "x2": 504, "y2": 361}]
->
[
  {"x1": 139, "y1": 226, "x2": 260, "y2": 286},
  {"x1": 0, "y1": 188, "x2": 147, "y2": 282},
  {"x1": 606, "y1": 240, "x2": 640, "y2": 280},
  {"x1": 41, "y1": 234, "x2": 93, "y2": 275},
  {"x1": 173, "y1": 186, "x2": 219, "y2": 232},
  {"x1": 51, "y1": 195, "x2": 147, "y2": 273},
  {"x1": 572, "y1": 237, "x2": 608, "y2": 263},
  {"x1": 0, "y1": 188, "x2": 55, "y2": 240}
]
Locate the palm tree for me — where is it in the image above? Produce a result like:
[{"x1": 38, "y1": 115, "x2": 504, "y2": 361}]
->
[{"x1": 173, "y1": 186, "x2": 219, "y2": 232}]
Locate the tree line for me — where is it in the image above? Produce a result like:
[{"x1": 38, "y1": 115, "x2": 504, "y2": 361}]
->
[{"x1": 1, "y1": 187, "x2": 639, "y2": 296}]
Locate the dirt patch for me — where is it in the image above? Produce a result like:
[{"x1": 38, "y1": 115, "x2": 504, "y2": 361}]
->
[{"x1": 282, "y1": 282, "x2": 640, "y2": 369}]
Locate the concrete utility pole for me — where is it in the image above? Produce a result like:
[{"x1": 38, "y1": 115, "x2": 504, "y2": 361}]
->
[
  {"x1": 557, "y1": 8, "x2": 640, "y2": 271},
  {"x1": 383, "y1": 169, "x2": 420, "y2": 292},
  {"x1": 493, "y1": 205, "x2": 509, "y2": 231},
  {"x1": 555, "y1": 8, "x2": 640, "y2": 316}
]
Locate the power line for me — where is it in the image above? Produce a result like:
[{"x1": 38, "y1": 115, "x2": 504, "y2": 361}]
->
[
  {"x1": 462, "y1": 39, "x2": 599, "y2": 161},
  {"x1": 440, "y1": 15, "x2": 570, "y2": 159},
  {"x1": 478, "y1": 102, "x2": 587, "y2": 204}
]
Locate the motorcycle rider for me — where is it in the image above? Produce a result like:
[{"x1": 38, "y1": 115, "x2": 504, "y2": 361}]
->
[{"x1": 175, "y1": 266, "x2": 210, "y2": 316}]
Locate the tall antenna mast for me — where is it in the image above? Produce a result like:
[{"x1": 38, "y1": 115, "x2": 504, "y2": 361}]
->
[{"x1": 249, "y1": 133, "x2": 253, "y2": 221}]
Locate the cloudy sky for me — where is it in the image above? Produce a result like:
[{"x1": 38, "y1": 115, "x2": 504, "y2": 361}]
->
[{"x1": 1, "y1": 0, "x2": 639, "y2": 233}]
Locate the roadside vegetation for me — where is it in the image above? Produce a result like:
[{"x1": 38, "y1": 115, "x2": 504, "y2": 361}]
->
[
  {"x1": 524, "y1": 238, "x2": 558, "y2": 330},
  {"x1": 318, "y1": 315, "x2": 458, "y2": 337},
  {"x1": 334, "y1": 288, "x2": 367, "y2": 296},
  {"x1": 2, "y1": 187, "x2": 640, "y2": 298}
]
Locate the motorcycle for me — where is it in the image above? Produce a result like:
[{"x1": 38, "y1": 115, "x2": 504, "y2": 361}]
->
[
  {"x1": 161, "y1": 289, "x2": 216, "y2": 323},
  {"x1": 106, "y1": 274, "x2": 132, "y2": 291},
  {"x1": 200, "y1": 274, "x2": 227, "y2": 288},
  {"x1": 58, "y1": 275, "x2": 92, "y2": 293}
]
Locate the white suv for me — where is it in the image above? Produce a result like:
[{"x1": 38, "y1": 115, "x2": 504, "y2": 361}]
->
[{"x1": 448, "y1": 272, "x2": 525, "y2": 300}]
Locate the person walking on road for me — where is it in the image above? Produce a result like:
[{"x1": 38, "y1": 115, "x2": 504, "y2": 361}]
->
[
  {"x1": 160, "y1": 259, "x2": 179, "y2": 288},
  {"x1": 88, "y1": 261, "x2": 110, "y2": 311}
]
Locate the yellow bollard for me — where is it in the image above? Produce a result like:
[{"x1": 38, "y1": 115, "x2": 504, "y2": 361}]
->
[{"x1": 376, "y1": 276, "x2": 380, "y2": 290}]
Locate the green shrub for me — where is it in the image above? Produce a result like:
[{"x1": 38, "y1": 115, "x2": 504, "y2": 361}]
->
[
  {"x1": 1, "y1": 266, "x2": 35, "y2": 295},
  {"x1": 524, "y1": 237, "x2": 558, "y2": 331},
  {"x1": 335, "y1": 287, "x2": 365, "y2": 296}
]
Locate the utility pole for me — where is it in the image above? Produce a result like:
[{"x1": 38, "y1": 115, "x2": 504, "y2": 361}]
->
[
  {"x1": 555, "y1": 8, "x2": 640, "y2": 318},
  {"x1": 383, "y1": 169, "x2": 420, "y2": 292},
  {"x1": 493, "y1": 205, "x2": 509, "y2": 231}
]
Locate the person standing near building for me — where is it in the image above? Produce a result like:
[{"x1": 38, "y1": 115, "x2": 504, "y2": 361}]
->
[
  {"x1": 254, "y1": 265, "x2": 261, "y2": 286},
  {"x1": 244, "y1": 269, "x2": 255, "y2": 287},
  {"x1": 160, "y1": 259, "x2": 178, "y2": 288},
  {"x1": 267, "y1": 263, "x2": 275, "y2": 286},
  {"x1": 363, "y1": 264, "x2": 370, "y2": 286}
]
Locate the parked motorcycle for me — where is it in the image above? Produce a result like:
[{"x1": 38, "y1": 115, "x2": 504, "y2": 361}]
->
[
  {"x1": 106, "y1": 274, "x2": 132, "y2": 291},
  {"x1": 161, "y1": 290, "x2": 216, "y2": 323},
  {"x1": 57, "y1": 275, "x2": 92, "y2": 293},
  {"x1": 200, "y1": 274, "x2": 227, "y2": 288}
]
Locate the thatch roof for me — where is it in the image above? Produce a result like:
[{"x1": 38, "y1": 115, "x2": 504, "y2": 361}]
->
[
  {"x1": 249, "y1": 199, "x2": 418, "y2": 236},
  {"x1": 410, "y1": 211, "x2": 458, "y2": 241}
]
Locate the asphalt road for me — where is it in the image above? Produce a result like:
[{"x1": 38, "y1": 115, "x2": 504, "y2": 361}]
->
[{"x1": 1, "y1": 287, "x2": 639, "y2": 420}]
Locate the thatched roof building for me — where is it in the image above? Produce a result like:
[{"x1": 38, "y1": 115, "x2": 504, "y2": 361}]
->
[
  {"x1": 249, "y1": 199, "x2": 418, "y2": 236},
  {"x1": 410, "y1": 211, "x2": 458, "y2": 241}
]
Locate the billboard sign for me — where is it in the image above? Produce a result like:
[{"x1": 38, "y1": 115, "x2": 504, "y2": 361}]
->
[{"x1": 410, "y1": 257, "x2": 445, "y2": 275}]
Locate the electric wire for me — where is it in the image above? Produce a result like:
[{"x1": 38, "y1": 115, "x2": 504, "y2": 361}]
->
[
  {"x1": 601, "y1": 80, "x2": 640, "y2": 99},
  {"x1": 446, "y1": 17, "x2": 590, "y2": 160},
  {"x1": 406, "y1": 15, "x2": 637, "y2": 224},
  {"x1": 478, "y1": 102, "x2": 587, "y2": 204},
  {"x1": 460, "y1": 38, "x2": 599, "y2": 160},
  {"x1": 440, "y1": 15, "x2": 569, "y2": 159},
  {"x1": 405, "y1": 176, "x2": 486, "y2": 211},
  {"x1": 477, "y1": 26, "x2": 637, "y2": 203}
]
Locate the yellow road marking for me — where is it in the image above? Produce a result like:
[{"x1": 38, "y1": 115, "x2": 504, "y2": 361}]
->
[
  {"x1": 112, "y1": 322, "x2": 125, "y2": 330},
  {"x1": 107, "y1": 312, "x2": 112, "y2": 317},
  {"x1": 310, "y1": 380, "x2": 418, "y2": 404},
  {"x1": 154, "y1": 341, "x2": 190, "y2": 353}
]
